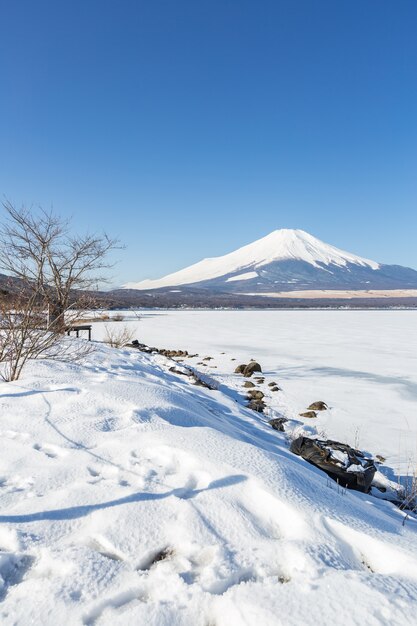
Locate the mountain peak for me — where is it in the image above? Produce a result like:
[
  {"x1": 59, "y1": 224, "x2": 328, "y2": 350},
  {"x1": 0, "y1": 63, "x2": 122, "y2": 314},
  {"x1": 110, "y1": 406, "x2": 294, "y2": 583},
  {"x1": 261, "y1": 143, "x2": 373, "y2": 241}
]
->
[
  {"x1": 245, "y1": 228, "x2": 379, "y2": 270},
  {"x1": 123, "y1": 229, "x2": 382, "y2": 290}
]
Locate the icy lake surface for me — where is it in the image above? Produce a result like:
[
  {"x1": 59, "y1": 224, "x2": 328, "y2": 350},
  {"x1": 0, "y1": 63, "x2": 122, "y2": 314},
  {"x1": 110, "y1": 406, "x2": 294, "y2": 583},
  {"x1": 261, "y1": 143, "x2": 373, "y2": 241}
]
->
[{"x1": 96, "y1": 310, "x2": 417, "y2": 474}]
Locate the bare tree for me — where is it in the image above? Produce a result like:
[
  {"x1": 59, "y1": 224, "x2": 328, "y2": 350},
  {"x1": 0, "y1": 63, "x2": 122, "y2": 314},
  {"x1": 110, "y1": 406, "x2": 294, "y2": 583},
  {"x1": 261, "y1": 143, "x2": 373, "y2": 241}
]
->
[
  {"x1": 0, "y1": 283, "x2": 91, "y2": 381},
  {"x1": 0, "y1": 202, "x2": 121, "y2": 381},
  {"x1": 0, "y1": 201, "x2": 121, "y2": 331}
]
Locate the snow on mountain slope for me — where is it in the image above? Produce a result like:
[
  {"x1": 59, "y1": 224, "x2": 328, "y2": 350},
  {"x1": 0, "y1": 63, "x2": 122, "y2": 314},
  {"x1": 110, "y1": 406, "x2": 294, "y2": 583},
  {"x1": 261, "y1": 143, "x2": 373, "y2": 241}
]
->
[
  {"x1": 124, "y1": 229, "x2": 380, "y2": 290},
  {"x1": 1, "y1": 340, "x2": 417, "y2": 624}
]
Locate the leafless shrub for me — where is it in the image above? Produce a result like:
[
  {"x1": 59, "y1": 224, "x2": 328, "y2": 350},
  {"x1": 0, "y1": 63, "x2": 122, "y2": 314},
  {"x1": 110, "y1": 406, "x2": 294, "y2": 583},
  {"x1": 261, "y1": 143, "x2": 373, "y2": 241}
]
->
[
  {"x1": 0, "y1": 201, "x2": 121, "y2": 333},
  {"x1": 0, "y1": 202, "x2": 121, "y2": 380},
  {"x1": 103, "y1": 324, "x2": 134, "y2": 348},
  {"x1": 0, "y1": 288, "x2": 92, "y2": 382},
  {"x1": 399, "y1": 459, "x2": 417, "y2": 525}
]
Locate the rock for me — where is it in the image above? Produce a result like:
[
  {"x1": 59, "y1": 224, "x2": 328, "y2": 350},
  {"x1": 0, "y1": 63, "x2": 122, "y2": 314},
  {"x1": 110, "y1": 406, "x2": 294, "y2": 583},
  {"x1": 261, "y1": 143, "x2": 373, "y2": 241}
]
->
[
  {"x1": 254, "y1": 376, "x2": 265, "y2": 383},
  {"x1": 270, "y1": 386, "x2": 280, "y2": 392},
  {"x1": 235, "y1": 364, "x2": 247, "y2": 374},
  {"x1": 191, "y1": 373, "x2": 216, "y2": 390},
  {"x1": 203, "y1": 356, "x2": 213, "y2": 361},
  {"x1": 159, "y1": 349, "x2": 189, "y2": 358},
  {"x1": 307, "y1": 401, "x2": 328, "y2": 411},
  {"x1": 290, "y1": 436, "x2": 376, "y2": 493},
  {"x1": 376, "y1": 455, "x2": 386, "y2": 463},
  {"x1": 299, "y1": 411, "x2": 317, "y2": 418},
  {"x1": 268, "y1": 381, "x2": 278, "y2": 387},
  {"x1": 130, "y1": 340, "x2": 155, "y2": 353},
  {"x1": 169, "y1": 366, "x2": 191, "y2": 377},
  {"x1": 247, "y1": 390, "x2": 265, "y2": 400},
  {"x1": 247, "y1": 399, "x2": 266, "y2": 413},
  {"x1": 231, "y1": 358, "x2": 236, "y2": 361},
  {"x1": 243, "y1": 381, "x2": 256, "y2": 388},
  {"x1": 268, "y1": 418, "x2": 288, "y2": 432},
  {"x1": 142, "y1": 547, "x2": 175, "y2": 570},
  {"x1": 243, "y1": 362, "x2": 262, "y2": 377}
]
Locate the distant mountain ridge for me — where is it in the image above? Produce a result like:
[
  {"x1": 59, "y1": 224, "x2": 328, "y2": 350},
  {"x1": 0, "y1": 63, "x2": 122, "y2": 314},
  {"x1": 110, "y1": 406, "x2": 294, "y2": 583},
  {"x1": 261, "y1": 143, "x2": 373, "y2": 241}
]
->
[{"x1": 123, "y1": 229, "x2": 417, "y2": 293}]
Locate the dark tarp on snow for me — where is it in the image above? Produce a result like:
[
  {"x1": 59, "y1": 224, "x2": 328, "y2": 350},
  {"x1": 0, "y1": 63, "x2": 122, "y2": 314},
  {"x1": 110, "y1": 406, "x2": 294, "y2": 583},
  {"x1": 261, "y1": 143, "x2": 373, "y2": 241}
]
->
[{"x1": 290, "y1": 436, "x2": 376, "y2": 493}]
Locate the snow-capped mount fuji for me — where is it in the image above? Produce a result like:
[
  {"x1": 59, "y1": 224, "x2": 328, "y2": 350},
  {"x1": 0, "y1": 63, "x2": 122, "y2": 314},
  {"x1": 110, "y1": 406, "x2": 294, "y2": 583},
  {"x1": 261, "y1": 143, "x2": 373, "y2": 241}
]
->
[{"x1": 123, "y1": 229, "x2": 417, "y2": 294}]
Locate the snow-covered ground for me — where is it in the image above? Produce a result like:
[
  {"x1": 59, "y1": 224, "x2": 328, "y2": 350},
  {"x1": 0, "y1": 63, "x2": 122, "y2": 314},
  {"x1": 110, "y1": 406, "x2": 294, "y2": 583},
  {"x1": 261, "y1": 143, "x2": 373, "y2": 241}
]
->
[
  {"x1": 1, "y1": 310, "x2": 417, "y2": 624},
  {"x1": 95, "y1": 310, "x2": 417, "y2": 475}
]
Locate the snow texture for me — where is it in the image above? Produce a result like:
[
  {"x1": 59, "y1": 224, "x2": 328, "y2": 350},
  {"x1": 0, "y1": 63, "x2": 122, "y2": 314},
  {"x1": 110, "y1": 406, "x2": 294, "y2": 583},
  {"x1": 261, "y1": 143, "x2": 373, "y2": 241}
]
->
[{"x1": 1, "y1": 310, "x2": 417, "y2": 625}]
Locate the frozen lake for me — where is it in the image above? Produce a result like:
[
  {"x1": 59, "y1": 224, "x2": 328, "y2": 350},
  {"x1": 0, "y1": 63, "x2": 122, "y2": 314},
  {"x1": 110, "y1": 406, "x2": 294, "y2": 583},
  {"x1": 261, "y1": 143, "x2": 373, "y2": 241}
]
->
[{"x1": 93, "y1": 310, "x2": 417, "y2": 475}]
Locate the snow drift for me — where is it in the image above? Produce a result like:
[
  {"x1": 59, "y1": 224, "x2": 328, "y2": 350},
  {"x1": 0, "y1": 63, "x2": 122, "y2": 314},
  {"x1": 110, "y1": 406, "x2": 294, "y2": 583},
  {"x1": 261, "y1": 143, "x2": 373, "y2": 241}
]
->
[{"x1": 1, "y1": 337, "x2": 417, "y2": 625}]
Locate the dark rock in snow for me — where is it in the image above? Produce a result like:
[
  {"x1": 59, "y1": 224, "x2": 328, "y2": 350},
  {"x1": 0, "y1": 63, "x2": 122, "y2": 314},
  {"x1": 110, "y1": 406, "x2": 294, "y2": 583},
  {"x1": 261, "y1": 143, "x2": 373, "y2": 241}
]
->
[
  {"x1": 307, "y1": 401, "x2": 328, "y2": 411},
  {"x1": 299, "y1": 411, "x2": 317, "y2": 418},
  {"x1": 247, "y1": 399, "x2": 266, "y2": 413},
  {"x1": 243, "y1": 381, "x2": 256, "y2": 388},
  {"x1": 243, "y1": 362, "x2": 262, "y2": 377},
  {"x1": 141, "y1": 547, "x2": 175, "y2": 570},
  {"x1": 268, "y1": 418, "x2": 288, "y2": 432},
  {"x1": 247, "y1": 389, "x2": 265, "y2": 400},
  {"x1": 169, "y1": 366, "x2": 191, "y2": 377},
  {"x1": 235, "y1": 364, "x2": 247, "y2": 374}
]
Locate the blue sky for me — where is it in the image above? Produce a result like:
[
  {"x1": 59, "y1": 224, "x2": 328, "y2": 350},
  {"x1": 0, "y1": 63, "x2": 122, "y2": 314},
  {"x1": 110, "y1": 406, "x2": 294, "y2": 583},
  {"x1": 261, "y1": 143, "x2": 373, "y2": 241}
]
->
[{"x1": 0, "y1": 0, "x2": 416, "y2": 285}]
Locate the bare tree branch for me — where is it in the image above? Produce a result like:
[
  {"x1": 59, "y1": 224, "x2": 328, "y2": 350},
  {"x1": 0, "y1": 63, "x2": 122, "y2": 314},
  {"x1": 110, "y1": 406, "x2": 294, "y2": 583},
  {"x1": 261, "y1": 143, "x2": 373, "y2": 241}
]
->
[
  {"x1": 0, "y1": 202, "x2": 122, "y2": 380},
  {"x1": 0, "y1": 201, "x2": 122, "y2": 332}
]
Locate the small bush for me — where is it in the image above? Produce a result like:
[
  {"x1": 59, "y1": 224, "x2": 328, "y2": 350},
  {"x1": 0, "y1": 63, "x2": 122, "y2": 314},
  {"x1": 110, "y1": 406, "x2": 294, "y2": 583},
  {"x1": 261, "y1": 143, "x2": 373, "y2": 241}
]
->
[{"x1": 103, "y1": 324, "x2": 134, "y2": 348}]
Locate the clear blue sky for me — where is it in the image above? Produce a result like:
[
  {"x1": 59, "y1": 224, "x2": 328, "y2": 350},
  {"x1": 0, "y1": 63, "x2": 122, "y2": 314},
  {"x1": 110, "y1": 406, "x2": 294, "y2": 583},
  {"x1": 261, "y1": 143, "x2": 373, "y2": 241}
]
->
[{"x1": 1, "y1": 0, "x2": 416, "y2": 285}]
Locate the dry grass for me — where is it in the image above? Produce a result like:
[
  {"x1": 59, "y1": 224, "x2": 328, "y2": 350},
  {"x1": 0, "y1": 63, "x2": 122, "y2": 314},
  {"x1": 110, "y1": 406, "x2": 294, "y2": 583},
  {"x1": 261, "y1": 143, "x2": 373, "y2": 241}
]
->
[{"x1": 103, "y1": 324, "x2": 134, "y2": 348}]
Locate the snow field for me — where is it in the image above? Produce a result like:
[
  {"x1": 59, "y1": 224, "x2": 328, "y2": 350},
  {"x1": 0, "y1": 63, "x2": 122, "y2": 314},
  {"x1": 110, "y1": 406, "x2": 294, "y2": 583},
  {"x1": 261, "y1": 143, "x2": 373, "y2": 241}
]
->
[
  {"x1": 0, "y1": 311, "x2": 417, "y2": 624},
  {"x1": 95, "y1": 309, "x2": 417, "y2": 476}
]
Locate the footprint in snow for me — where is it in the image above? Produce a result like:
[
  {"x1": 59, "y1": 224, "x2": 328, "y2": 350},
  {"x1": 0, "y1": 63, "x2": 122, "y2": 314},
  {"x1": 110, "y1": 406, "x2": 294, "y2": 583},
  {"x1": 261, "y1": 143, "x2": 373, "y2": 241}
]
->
[
  {"x1": 0, "y1": 551, "x2": 35, "y2": 601},
  {"x1": 32, "y1": 443, "x2": 66, "y2": 459},
  {"x1": 86, "y1": 466, "x2": 130, "y2": 488}
]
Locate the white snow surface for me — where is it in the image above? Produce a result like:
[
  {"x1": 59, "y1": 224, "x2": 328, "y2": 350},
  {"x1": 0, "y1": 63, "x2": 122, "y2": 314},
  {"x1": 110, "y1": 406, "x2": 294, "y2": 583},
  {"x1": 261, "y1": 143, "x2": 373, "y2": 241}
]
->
[
  {"x1": 226, "y1": 271, "x2": 258, "y2": 283},
  {"x1": 1, "y1": 310, "x2": 417, "y2": 625},
  {"x1": 124, "y1": 229, "x2": 380, "y2": 290},
  {"x1": 94, "y1": 310, "x2": 417, "y2": 476}
]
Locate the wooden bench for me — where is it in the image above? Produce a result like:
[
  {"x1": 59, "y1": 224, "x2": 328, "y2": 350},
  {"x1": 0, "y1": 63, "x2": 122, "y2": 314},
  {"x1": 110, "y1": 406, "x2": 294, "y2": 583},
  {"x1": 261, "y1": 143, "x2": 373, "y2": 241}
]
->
[{"x1": 66, "y1": 324, "x2": 92, "y2": 341}]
